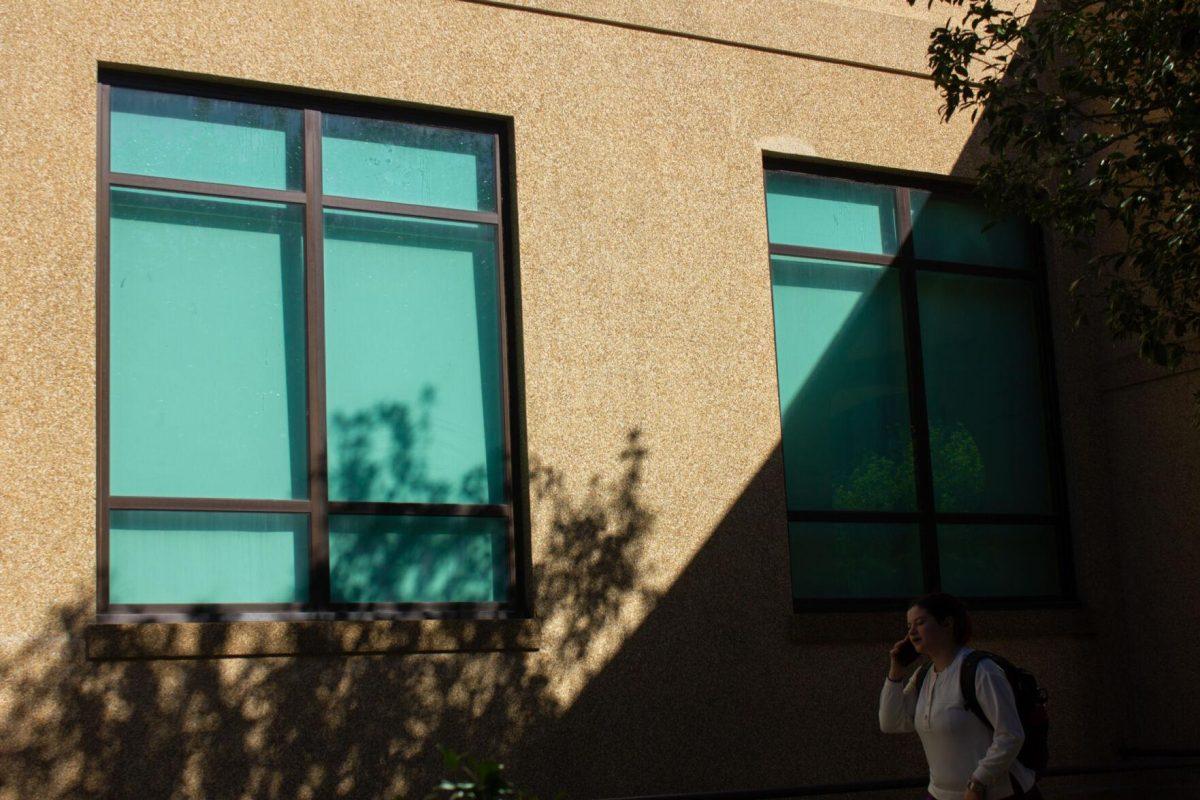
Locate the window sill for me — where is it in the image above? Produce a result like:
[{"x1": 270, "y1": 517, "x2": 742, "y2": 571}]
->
[
  {"x1": 85, "y1": 616, "x2": 540, "y2": 660},
  {"x1": 789, "y1": 600, "x2": 1092, "y2": 643}
]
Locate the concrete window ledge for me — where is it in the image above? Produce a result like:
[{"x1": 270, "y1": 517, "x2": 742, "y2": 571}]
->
[{"x1": 85, "y1": 618, "x2": 541, "y2": 661}]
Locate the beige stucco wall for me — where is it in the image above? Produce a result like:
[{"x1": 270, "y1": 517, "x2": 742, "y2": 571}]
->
[{"x1": 0, "y1": 1, "x2": 1196, "y2": 798}]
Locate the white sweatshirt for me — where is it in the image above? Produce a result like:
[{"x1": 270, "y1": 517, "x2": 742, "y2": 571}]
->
[{"x1": 879, "y1": 647, "x2": 1036, "y2": 800}]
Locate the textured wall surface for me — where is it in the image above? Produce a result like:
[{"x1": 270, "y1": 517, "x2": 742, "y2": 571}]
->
[
  {"x1": 1097, "y1": 353, "x2": 1200, "y2": 750},
  {"x1": 467, "y1": 0, "x2": 942, "y2": 75},
  {"x1": 0, "y1": 1, "x2": 1195, "y2": 798}
]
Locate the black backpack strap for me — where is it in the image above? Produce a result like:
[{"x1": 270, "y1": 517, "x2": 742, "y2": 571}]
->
[
  {"x1": 961, "y1": 650, "x2": 994, "y2": 731},
  {"x1": 913, "y1": 662, "x2": 931, "y2": 697}
]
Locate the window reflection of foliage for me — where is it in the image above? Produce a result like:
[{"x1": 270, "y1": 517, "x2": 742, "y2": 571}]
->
[
  {"x1": 832, "y1": 446, "x2": 913, "y2": 511},
  {"x1": 832, "y1": 422, "x2": 984, "y2": 511},
  {"x1": 929, "y1": 421, "x2": 985, "y2": 512}
]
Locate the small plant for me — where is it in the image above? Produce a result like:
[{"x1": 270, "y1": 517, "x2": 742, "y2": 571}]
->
[{"x1": 427, "y1": 747, "x2": 550, "y2": 800}]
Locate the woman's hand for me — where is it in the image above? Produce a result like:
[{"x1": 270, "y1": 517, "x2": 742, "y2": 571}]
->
[
  {"x1": 963, "y1": 788, "x2": 983, "y2": 800},
  {"x1": 887, "y1": 637, "x2": 910, "y2": 681}
]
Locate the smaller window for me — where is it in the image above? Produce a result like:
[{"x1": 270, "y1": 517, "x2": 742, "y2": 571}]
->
[{"x1": 763, "y1": 162, "x2": 1070, "y2": 605}]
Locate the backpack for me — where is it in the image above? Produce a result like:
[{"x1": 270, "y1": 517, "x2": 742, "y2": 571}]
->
[{"x1": 913, "y1": 650, "x2": 1049, "y2": 773}]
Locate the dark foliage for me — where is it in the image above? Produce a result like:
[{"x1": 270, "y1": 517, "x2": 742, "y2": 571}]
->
[
  {"x1": 427, "y1": 748, "x2": 549, "y2": 800},
  {"x1": 913, "y1": 0, "x2": 1200, "y2": 406}
]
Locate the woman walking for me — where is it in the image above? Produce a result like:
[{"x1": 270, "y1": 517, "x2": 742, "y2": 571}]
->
[{"x1": 879, "y1": 593, "x2": 1041, "y2": 800}]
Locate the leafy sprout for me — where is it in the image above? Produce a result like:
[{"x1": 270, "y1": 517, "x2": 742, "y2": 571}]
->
[{"x1": 427, "y1": 747, "x2": 560, "y2": 800}]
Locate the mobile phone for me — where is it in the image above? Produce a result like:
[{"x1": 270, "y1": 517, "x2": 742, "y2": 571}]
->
[{"x1": 895, "y1": 639, "x2": 919, "y2": 667}]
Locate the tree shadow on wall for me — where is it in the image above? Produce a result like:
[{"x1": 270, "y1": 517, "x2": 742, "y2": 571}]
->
[{"x1": 0, "y1": 428, "x2": 658, "y2": 800}]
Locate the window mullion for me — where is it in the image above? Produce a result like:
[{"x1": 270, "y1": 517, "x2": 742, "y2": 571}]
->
[
  {"x1": 107, "y1": 172, "x2": 307, "y2": 205},
  {"x1": 894, "y1": 187, "x2": 941, "y2": 592},
  {"x1": 491, "y1": 131, "x2": 523, "y2": 611},
  {"x1": 97, "y1": 82, "x2": 113, "y2": 614},
  {"x1": 321, "y1": 194, "x2": 499, "y2": 225},
  {"x1": 303, "y1": 108, "x2": 331, "y2": 609},
  {"x1": 1029, "y1": 226, "x2": 1077, "y2": 597}
]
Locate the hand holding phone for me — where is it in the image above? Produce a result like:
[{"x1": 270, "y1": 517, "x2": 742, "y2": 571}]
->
[
  {"x1": 893, "y1": 638, "x2": 919, "y2": 667},
  {"x1": 889, "y1": 638, "x2": 919, "y2": 680}
]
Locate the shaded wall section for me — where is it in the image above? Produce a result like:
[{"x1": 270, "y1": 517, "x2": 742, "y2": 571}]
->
[{"x1": 1097, "y1": 353, "x2": 1200, "y2": 750}]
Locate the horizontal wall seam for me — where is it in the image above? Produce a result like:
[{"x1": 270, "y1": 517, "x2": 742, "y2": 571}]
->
[
  {"x1": 457, "y1": 0, "x2": 934, "y2": 81},
  {"x1": 1100, "y1": 362, "x2": 1200, "y2": 394}
]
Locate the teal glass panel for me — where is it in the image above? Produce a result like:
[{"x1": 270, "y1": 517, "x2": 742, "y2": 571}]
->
[
  {"x1": 324, "y1": 210, "x2": 504, "y2": 504},
  {"x1": 789, "y1": 522, "x2": 923, "y2": 598},
  {"x1": 322, "y1": 114, "x2": 496, "y2": 211},
  {"x1": 938, "y1": 524, "x2": 1060, "y2": 597},
  {"x1": 110, "y1": 87, "x2": 303, "y2": 190},
  {"x1": 109, "y1": 510, "x2": 309, "y2": 604},
  {"x1": 910, "y1": 191, "x2": 1032, "y2": 268},
  {"x1": 918, "y1": 272, "x2": 1053, "y2": 513},
  {"x1": 771, "y1": 256, "x2": 916, "y2": 511},
  {"x1": 109, "y1": 188, "x2": 307, "y2": 499},
  {"x1": 329, "y1": 514, "x2": 508, "y2": 603},
  {"x1": 765, "y1": 173, "x2": 899, "y2": 254}
]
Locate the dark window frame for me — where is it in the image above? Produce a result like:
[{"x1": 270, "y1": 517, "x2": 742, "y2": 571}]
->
[
  {"x1": 96, "y1": 69, "x2": 529, "y2": 622},
  {"x1": 762, "y1": 155, "x2": 1076, "y2": 612}
]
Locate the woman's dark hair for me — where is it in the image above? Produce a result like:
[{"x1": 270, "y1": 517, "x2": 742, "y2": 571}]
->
[{"x1": 910, "y1": 592, "x2": 972, "y2": 645}]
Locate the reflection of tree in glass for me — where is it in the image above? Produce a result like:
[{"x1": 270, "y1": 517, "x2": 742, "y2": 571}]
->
[
  {"x1": 832, "y1": 445, "x2": 912, "y2": 511},
  {"x1": 330, "y1": 386, "x2": 487, "y2": 504},
  {"x1": 928, "y1": 422, "x2": 986, "y2": 512},
  {"x1": 833, "y1": 422, "x2": 984, "y2": 511}
]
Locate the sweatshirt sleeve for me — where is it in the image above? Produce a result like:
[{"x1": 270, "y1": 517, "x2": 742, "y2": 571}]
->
[
  {"x1": 878, "y1": 675, "x2": 917, "y2": 733},
  {"x1": 970, "y1": 660, "x2": 1026, "y2": 786}
]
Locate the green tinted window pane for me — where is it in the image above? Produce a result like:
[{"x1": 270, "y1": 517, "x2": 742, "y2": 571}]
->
[
  {"x1": 109, "y1": 510, "x2": 309, "y2": 604},
  {"x1": 938, "y1": 524, "x2": 1061, "y2": 597},
  {"x1": 789, "y1": 522, "x2": 922, "y2": 598},
  {"x1": 329, "y1": 514, "x2": 508, "y2": 603},
  {"x1": 918, "y1": 272, "x2": 1052, "y2": 513},
  {"x1": 324, "y1": 211, "x2": 504, "y2": 504},
  {"x1": 910, "y1": 191, "x2": 1032, "y2": 268},
  {"x1": 110, "y1": 87, "x2": 303, "y2": 190},
  {"x1": 765, "y1": 173, "x2": 898, "y2": 254},
  {"x1": 771, "y1": 257, "x2": 916, "y2": 511},
  {"x1": 109, "y1": 188, "x2": 307, "y2": 499},
  {"x1": 322, "y1": 114, "x2": 496, "y2": 211}
]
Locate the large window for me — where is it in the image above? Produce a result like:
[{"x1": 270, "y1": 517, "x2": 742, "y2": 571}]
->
[
  {"x1": 764, "y1": 161, "x2": 1071, "y2": 606},
  {"x1": 97, "y1": 73, "x2": 522, "y2": 619}
]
